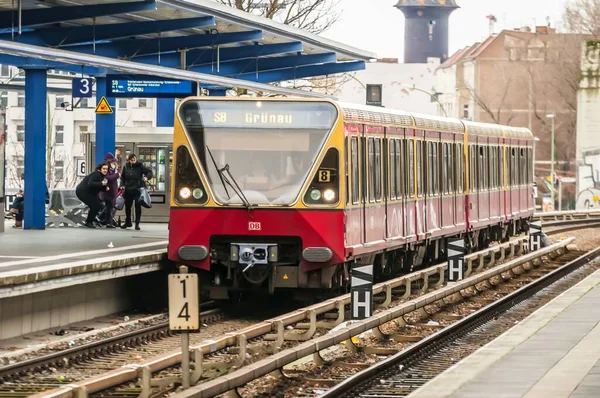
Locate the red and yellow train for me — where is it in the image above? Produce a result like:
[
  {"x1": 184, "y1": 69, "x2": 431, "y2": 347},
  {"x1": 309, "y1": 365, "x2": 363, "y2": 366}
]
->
[{"x1": 167, "y1": 97, "x2": 535, "y2": 298}]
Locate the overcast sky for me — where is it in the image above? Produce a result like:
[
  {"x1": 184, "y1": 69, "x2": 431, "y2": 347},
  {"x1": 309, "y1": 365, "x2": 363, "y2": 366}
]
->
[{"x1": 321, "y1": 0, "x2": 570, "y2": 60}]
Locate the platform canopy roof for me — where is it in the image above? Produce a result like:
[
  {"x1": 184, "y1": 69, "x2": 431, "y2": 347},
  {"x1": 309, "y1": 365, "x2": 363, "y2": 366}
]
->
[{"x1": 0, "y1": 0, "x2": 377, "y2": 97}]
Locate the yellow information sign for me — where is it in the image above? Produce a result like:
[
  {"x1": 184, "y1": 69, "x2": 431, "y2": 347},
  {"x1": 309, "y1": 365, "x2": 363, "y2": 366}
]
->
[{"x1": 95, "y1": 96, "x2": 113, "y2": 114}]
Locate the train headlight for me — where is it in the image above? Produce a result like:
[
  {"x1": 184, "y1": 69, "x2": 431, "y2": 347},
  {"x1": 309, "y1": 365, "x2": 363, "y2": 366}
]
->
[
  {"x1": 323, "y1": 189, "x2": 335, "y2": 201},
  {"x1": 192, "y1": 188, "x2": 204, "y2": 200},
  {"x1": 310, "y1": 189, "x2": 322, "y2": 201},
  {"x1": 179, "y1": 187, "x2": 192, "y2": 200}
]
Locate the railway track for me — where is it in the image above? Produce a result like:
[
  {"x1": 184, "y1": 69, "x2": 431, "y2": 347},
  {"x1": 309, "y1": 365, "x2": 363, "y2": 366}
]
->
[
  {"x1": 161, "y1": 238, "x2": 582, "y2": 398},
  {"x1": 0, "y1": 307, "x2": 228, "y2": 395},
  {"x1": 317, "y1": 246, "x2": 600, "y2": 397},
  {"x1": 28, "y1": 235, "x2": 571, "y2": 398},
  {"x1": 544, "y1": 219, "x2": 600, "y2": 236}
]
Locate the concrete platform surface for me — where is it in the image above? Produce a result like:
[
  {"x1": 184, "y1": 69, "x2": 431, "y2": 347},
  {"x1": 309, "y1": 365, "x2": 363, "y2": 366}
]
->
[
  {"x1": 1, "y1": 220, "x2": 167, "y2": 262},
  {"x1": 408, "y1": 268, "x2": 600, "y2": 398}
]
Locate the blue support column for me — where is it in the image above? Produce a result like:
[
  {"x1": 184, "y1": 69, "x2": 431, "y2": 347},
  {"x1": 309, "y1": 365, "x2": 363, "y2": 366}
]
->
[
  {"x1": 23, "y1": 68, "x2": 47, "y2": 230},
  {"x1": 95, "y1": 76, "x2": 116, "y2": 165},
  {"x1": 156, "y1": 98, "x2": 175, "y2": 127}
]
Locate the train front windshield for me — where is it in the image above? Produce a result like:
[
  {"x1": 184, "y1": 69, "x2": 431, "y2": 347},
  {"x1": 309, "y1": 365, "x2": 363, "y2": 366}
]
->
[{"x1": 179, "y1": 100, "x2": 338, "y2": 206}]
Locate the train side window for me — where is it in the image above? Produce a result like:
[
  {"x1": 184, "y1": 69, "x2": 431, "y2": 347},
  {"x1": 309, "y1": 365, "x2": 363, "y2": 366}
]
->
[
  {"x1": 492, "y1": 147, "x2": 497, "y2": 189},
  {"x1": 454, "y1": 143, "x2": 459, "y2": 193},
  {"x1": 416, "y1": 140, "x2": 423, "y2": 197},
  {"x1": 510, "y1": 147, "x2": 515, "y2": 187},
  {"x1": 490, "y1": 146, "x2": 494, "y2": 189},
  {"x1": 408, "y1": 139, "x2": 415, "y2": 197},
  {"x1": 500, "y1": 146, "x2": 505, "y2": 188},
  {"x1": 428, "y1": 141, "x2": 438, "y2": 196},
  {"x1": 390, "y1": 139, "x2": 396, "y2": 200},
  {"x1": 345, "y1": 140, "x2": 349, "y2": 205},
  {"x1": 520, "y1": 148, "x2": 526, "y2": 185},
  {"x1": 441, "y1": 143, "x2": 446, "y2": 194},
  {"x1": 469, "y1": 145, "x2": 476, "y2": 192},
  {"x1": 368, "y1": 137, "x2": 375, "y2": 202},
  {"x1": 528, "y1": 148, "x2": 533, "y2": 184},
  {"x1": 375, "y1": 138, "x2": 382, "y2": 201},
  {"x1": 456, "y1": 143, "x2": 463, "y2": 193},
  {"x1": 351, "y1": 137, "x2": 359, "y2": 204},
  {"x1": 479, "y1": 146, "x2": 486, "y2": 191},
  {"x1": 396, "y1": 140, "x2": 402, "y2": 199}
]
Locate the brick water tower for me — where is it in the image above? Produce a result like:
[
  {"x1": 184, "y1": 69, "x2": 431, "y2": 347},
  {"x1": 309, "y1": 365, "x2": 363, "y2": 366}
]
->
[{"x1": 395, "y1": 0, "x2": 459, "y2": 63}]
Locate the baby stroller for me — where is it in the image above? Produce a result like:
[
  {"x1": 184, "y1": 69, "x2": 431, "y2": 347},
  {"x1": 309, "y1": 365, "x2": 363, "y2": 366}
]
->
[{"x1": 95, "y1": 187, "x2": 125, "y2": 228}]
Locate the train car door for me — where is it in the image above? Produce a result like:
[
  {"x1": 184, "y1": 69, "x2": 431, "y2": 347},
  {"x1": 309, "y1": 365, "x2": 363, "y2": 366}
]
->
[
  {"x1": 510, "y1": 144, "x2": 519, "y2": 216},
  {"x1": 454, "y1": 137, "x2": 466, "y2": 230},
  {"x1": 478, "y1": 138, "x2": 490, "y2": 223},
  {"x1": 415, "y1": 130, "x2": 426, "y2": 239},
  {"x1": 345, "y1": 125, "x2": 364, "y2": 248},
  {"x1": 404, "y1": 132, "x2": 417, "y2": 241},
  {"x1": 467, "y1": 140, "x2": 480, "y2": 226},
  {"x1": 425, "y1": 132, "x2": 442, "y2": 235},
  {"x1": 386, "y1": 128, "x2": 404, "y2": 241},
  {"x1": 439, "y1": 136, "x2": 454, "y2": 231},
  {"x1": 490, "y1": 139, "x2": 502, "y2": 223},
  {"x1": 364, "y1": 126, "x2": 386, "y2": 244}
]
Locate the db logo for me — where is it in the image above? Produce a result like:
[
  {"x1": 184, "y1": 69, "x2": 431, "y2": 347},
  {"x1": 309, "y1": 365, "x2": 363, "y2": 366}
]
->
[{"x1": 248, "y1": 222, "x2": 261, "y2": 231}]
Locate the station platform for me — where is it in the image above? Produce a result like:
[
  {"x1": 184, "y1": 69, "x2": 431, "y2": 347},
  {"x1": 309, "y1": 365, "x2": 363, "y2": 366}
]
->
[
  {"x1": 409, "y1": 268, "x2": 600, "y2": 398},
  {"x1": 0, "y1": 220, "x2": 168, "y2": 297}
]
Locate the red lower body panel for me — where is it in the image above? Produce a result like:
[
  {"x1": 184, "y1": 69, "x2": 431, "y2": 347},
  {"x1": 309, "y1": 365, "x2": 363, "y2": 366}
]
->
[{"x1": 168, "y1": 208, "x2": 345, "y2": 272}]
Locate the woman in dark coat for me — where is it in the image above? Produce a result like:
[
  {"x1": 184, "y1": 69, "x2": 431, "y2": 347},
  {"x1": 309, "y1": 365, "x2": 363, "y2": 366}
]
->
[
  {"x1": 76, "y1": 162, "x2": 110, "y2": 228},
  {"x1": 120, "y1": 153, "x2": 153, "y2": 230},
  {"x1": 98, "y1": 153, "x2": 120, "y2": 228},
  {"x1": 10, "y1": 190, "x2": 24, "y2": 228}
]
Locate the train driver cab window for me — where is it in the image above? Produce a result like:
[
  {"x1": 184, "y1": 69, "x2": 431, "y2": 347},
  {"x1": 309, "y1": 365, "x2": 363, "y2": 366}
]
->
[{"x1": 178, "y1": 100, "x2": 338, "y2": 206}]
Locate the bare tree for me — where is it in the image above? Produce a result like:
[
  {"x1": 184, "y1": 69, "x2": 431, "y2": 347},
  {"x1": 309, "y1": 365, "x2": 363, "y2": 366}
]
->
[
  {"x1": 463, "y1": 62, "x2": 516, "y2": 125},
  {"x1": 216, "y1": 0, "x2": 347, "y2": 95},
  {"x1": 563, "y1": 0, "x2": 600, "y2": 34},
  {"x1": 217, "y1": 0, "x2": 341, "y2": 34}
]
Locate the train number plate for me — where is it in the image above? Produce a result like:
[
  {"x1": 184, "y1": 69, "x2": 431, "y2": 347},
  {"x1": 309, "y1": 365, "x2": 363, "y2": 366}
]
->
[{"x1": 248, "y1": 221, "x2": 261, "y2": 231}]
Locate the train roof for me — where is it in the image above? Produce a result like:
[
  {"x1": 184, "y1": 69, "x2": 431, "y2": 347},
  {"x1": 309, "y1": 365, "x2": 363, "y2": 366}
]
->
[
  {"x1": 337, "y1": 102, "x2": 533, "y2": 139},
  {"x1": 339, "y1": 102, "x2": 415, "y2": 128}
]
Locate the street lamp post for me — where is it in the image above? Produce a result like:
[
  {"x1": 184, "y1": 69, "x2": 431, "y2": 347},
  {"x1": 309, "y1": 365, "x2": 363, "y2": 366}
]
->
[{"x1": 546, "y1": 114, "x2": 555, "y2": 209}]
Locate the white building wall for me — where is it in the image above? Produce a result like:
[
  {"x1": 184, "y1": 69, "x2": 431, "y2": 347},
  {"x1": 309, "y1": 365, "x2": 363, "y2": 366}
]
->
[
  {"x1": 2, "y1": 66, "x2": 158, "y2": 192},
  {"x1": 434, "y1": 65, "x2": 458, "y2": 118},
  {"x1": 576, "y1": 42, "x2": 600, "y2": 199},
  {"x1": 334, "y1": 59, "x2": 441, "y2": 116},
  {"x1": 462, "y1": 60, "x2": 476, "y2": 121}
]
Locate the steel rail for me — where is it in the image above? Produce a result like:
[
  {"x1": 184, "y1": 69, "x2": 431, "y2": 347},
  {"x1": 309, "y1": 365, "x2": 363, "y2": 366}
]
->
[
  {"x1": 0, "y1": 308, "x2": 223, "y2": 381},
  {"x1": 30, "y1": 236, "x2": 533, "y2": 398},
  {"x1": 545, "y1": 220, "x2": 600, "y2": 235},
  {"x1": 169, "y1": 238, "x2": 575, "y2": 397},
  {"x1": 533, "y1": 209, "x2": 600, "y2": 221},
  {"x1": 319, "y1": 245, "x2": 600, "y2": 398}
]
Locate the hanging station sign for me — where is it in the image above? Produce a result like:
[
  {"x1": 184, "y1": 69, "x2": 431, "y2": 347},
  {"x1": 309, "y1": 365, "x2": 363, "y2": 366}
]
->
[{"x1": 106, "y1": 75, "x2": 197, "y2": 98}]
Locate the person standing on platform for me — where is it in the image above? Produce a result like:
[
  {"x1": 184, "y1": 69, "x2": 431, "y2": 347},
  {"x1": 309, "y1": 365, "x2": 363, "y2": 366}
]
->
[
  {"x1": 120, "y1": 154, "x2": 153, "y2": 230},
  {"x1": 99, "y1": 153, "x2": 120, "y2": 228},
  {"x1": 9, "y1": 189, "x2": 24, "y2": 228},
  {"x1": 76, "y1": 162, "x2": 110, "y2": 229}
]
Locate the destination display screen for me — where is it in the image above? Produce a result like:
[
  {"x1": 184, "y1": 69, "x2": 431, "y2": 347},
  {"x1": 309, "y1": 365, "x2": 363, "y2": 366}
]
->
[
  {"x1": 179, "y1": 100, "x2": 338, "y2": 129},
  {"x1": 106, "y1": 75, "x2": 197, "y2": 98}
]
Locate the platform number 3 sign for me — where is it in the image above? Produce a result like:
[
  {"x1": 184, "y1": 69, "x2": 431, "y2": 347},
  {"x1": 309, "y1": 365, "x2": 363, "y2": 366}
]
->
[{"x1": 168, "y1": 273, "x2": 200, "y2": 331}]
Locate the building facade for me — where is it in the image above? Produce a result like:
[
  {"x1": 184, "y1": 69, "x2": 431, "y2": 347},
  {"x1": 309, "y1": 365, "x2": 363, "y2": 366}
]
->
[
  {"x1": 436, "y1": 27, "x2": 582, "y2": 171},
  {"x1": 2, "y1": 65, "x2": 160, "y2": 193},
  {"x1": 333, "y1": 57, "x2": 441, "y2": 115},
  {"x1": 575, "y1": 40, "x2": 600, "y2": 198}
]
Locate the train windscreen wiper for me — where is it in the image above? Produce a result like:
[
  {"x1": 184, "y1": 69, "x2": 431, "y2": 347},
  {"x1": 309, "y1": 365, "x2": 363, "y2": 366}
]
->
[
  {"x1": 219, "y1": 163, "x2": 252, "y2": 209},
  {"x1": 206, "y1": 146, "x2": 230, "y2": 199}
]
